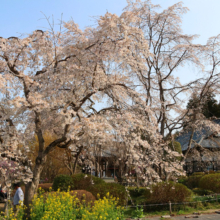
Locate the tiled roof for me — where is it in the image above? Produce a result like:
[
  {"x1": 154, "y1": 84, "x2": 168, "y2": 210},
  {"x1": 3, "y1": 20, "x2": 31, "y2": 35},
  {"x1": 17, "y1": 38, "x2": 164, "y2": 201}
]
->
[{"x1": 176, "y1": 119, "x2": 220, "y2": 151}]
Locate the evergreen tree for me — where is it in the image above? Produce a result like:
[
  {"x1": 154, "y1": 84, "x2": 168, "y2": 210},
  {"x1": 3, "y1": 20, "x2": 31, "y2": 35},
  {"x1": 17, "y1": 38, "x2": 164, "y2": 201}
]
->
[{"x1": 187, "y1": 92, "x2": 220, "y2": 118}]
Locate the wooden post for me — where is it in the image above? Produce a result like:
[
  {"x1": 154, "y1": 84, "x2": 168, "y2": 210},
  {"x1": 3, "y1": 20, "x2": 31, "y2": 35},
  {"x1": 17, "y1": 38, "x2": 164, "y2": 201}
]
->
[
  {"x1": 169, "y1": 201, "x2": 172, "y2": 215},
  {"x1": 215, "y1": 193, "x2": 218, "y2": 203}
]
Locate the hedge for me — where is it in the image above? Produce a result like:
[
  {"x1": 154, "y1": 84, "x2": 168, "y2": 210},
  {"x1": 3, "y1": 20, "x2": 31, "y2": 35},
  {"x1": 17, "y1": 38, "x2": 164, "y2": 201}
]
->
[
  {"x1": 144, "y1": 181, "x2": 192, "y2": 204},
  {"x1": 72, "y1": 173, "x2": 105, "y2": 190},
  {"x1": 52, "y1": 175, "x2": 74, "y2": 191},
  {"x1": 199, "y1": 174, "x2": 220, "y2": 193},
  {"x1": 87, "y1": 183, "x2": 127, "y2": 206}
]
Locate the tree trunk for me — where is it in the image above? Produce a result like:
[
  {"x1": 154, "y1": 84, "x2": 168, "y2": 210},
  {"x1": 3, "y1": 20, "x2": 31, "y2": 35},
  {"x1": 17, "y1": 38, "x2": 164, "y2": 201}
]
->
[
  {"x1": 95, "y1": 161, "x2": 98, "y2": 177},
  {"x1": 184, "y1": 126, "x2": 195, "y2": 159},
  {"x1": 72, "y1": 147, "x2": 83, "y2": 174},
  {"x1": 24, "y1": 155, "x2": 46, "y2": 219}
]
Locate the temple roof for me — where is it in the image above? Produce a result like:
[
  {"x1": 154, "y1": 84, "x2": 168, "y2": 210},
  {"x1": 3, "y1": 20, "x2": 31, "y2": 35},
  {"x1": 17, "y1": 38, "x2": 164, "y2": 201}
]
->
[{"x1": 176, "y1": 119, "x2": 220, "y2": 151}]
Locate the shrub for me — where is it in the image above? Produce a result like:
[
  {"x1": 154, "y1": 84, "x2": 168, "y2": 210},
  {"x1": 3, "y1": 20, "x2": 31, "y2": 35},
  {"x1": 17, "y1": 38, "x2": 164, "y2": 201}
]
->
[
  {"x1": 168, "y1": 141, "x2": 182, "y2": 154},
  {"x1": 144, "y1": 181, "x2": 192, "y2": 204},
  {"x1": 178, "y1": 176, "x2": 188, "y2": 186},
  {"x1": 205, "y1": 170, "x2": 216, "y2": 174},
  {"x1": 192, "y1": 188, "x2": 214, "y2": 196},
  {"x1": 52, "y1": 174, "x2": 74, "y2": 191},
  {"x1": 185, "y1": 175, "x2": 204, "y2": 189},
  {"x1": 192, "y1": 172, "x2": 205, "y2": 176},
  {"x1": 199, "y1": 174, "x2": 220, "y2": 193},
  {"x1": 87, "y1": 183, "x2": 128, "y2": 206},
  {"x1": 128, "y1": 187, "x2": 148, "y2": 198},
  {"x1": 81, "y1": 193, "x2": 124, "y2": 220},
  {"x1": 38, "y1": 183, "x2": 53, "y2": 192},
  {"x1": 168, "y1": 141, "x2": 182, "y2": 161},
  {"x1": 70, "y1": 190, "x2": 96, "y2": 206},
  {"x1": 72, "y1": 173, "x2": 105, "y2": 190}
]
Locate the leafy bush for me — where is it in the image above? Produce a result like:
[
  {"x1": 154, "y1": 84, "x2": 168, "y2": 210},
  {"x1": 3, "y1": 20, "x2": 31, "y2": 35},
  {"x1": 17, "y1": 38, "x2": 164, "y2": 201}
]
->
[
  {"x1": 205, "y1": 170, "x2": 216, "y2": 174},
  {"x1": 178, "y1": 176, "x2": 188, "y2": 186},
  {"x1": 128, "y1": 187, "x2": 148, "y2": 198},
  {"x1": 168, "y1": 141, "x2": 182, "y2": 160},
  {"x1": 199, "y1": 174, "x2": 220, "y2": 193},
  {"x1": 192, "y1": 172, "x2": 205, "y2": 176},
  {"x1": 70, "y1": 190, "x2": 96, "y2": 205},
  {"x1": 131, "y1": 206, "x2": 144, "y2": 219},
  {"x1": 185, "y1": 175, "x2": 204, "y2": 189},
  {"x1": 87, "y1": 183, "x2": 128, "y2": 206},
  {"x1": 38, "y1": 183, "x2": 53, "y2": 192},
  {"x1": 82, "y1": 193, "x2": 124, "y2": 220},
  {"x1": 144, "y1": 182, "x2": 192, "y2": 204},
  {"x1": 72, "y1": 173, "x2": 105, "y2": 190},
  {"x1": 52, "y1": 174, "x2": 74, "y2": 191},
  {"x1": 192, "y1": 188, "x2": 214, "y2": 196},
  {"x1": 168, "y1": 141, "x2": 182, "y2": 154}
]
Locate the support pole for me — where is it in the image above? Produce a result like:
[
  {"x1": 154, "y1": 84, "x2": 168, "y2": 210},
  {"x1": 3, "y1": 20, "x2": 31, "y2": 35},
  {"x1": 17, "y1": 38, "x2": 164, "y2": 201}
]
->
[{"x1": 169, "y1": 201, "x2": 172, "y2": 215}]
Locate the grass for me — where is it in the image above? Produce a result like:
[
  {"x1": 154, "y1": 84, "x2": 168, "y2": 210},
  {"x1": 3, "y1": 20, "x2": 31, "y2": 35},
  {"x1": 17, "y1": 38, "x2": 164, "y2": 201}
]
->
[{"x1": 126, "y1": 186, "x2": 220, "y2": 218}]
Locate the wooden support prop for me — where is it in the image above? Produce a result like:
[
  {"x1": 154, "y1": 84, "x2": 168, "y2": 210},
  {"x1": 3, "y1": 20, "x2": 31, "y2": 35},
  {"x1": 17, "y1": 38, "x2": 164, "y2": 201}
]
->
[{"x1": 169, "y1": 201, "x2": 172, "y2": 215}]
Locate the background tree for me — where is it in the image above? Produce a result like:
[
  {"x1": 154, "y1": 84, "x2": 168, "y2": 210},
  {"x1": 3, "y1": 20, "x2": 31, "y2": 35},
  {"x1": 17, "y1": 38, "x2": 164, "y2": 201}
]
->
[
  {"x1": 124, "y1": 0, "x2": 201, "y2": 138},
  {"x1": 182, "y1": 35, "x2": 220, "y2": 158},
  {"x1": 187, "y1": 91, "x2": 220, "y2": 119}
]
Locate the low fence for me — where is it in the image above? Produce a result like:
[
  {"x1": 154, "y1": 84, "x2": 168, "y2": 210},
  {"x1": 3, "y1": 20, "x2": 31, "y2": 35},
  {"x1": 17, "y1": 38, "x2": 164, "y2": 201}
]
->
[{"x1": 125, "y1": 194, "x2": 220, "y2": 214}]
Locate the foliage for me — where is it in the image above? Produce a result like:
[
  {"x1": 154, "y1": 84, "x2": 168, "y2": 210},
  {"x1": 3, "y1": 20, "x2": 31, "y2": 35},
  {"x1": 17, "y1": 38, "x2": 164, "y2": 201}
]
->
[
  {"x1": 199, "y1": 174, "x2": 220, "y2": 193},
  {"x1": 71, "y1": 173, "x2": 105, "y2": 190},
  {"x1": 52, "y1": 174, "x2": 74, "y2": 192},
  {"x1": 185, "y1": 175, "x2": 204, "y2": 189},
  {"x1": 192, "y1": 188, "x2": 214, "y2": 196},
  {"x1": 70, "y1": 190, "x2": 96, "y2": 206},
  {"x1": 168, "y1": 141, "x2": 182, "y2": 161},
  {"x1": 131, "y1": 206, "x2": 144, "y2": 219},
  {"x1": 187, "y1": 92, "x2": 220, "y2": 118},
  {"x1": 38, "y1": 183, "x2": 53, "y2": 192},
  {"x1": 81, "y1": 192, "x2": 124, "y2": 220},
  {"x1": 178, "y1": 176, "x2": 188, "y2": 186},
  {"x1": 144, "y1": 182, "x2": 192, "y2": 204},
  {"x1": 128, "y1": 187, "x2": 149, "y2": 198},
  {"x1": 168, "y1": 141, "x2": 182, "y2": 154},
  {"x1": 87, "y1": 183, "x2": 127, "y2": 206},
  {"x1": 1, "y1": 190, "x2": 124, "y2": 220},
  {"x1": 205, "y1": 170, "x2": 216, "y2": 174},
  {"x1": 192, "y1": 172, "x2": 205, "y2": 176},
  {"x1": 28, "y1": 132, "x2": 70, "y2": 182},
  {"x1": 52, "y1": 174, "x2": 127, "y2": 205}
]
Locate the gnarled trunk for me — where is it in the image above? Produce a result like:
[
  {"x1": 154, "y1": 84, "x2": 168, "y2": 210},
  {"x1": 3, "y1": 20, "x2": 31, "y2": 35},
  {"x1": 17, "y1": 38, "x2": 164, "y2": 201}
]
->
[{"x1": 24, "y1": 154, "x2": 47, "y2": 219}]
